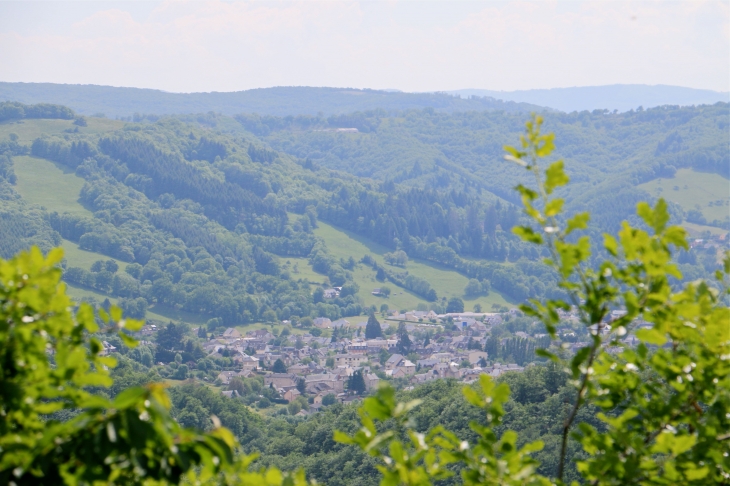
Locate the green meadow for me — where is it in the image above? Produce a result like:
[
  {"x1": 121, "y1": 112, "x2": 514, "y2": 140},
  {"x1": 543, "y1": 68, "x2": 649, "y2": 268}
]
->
[
  {"x1": 312, "y1": 220, "x2": 513, "y2": 311},
  {"x1": 638, "y1": 168, "x2": 730, "y2": 223},
  {"x1": 0, "y1": 117, "x2": 125, "y2": 144},
  {"x1": 13, "y1": 155, "x2": 92, "y2": 216}
]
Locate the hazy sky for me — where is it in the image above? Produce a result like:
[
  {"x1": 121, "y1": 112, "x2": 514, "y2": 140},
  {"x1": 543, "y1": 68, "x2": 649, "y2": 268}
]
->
[{"x1": 0, "y1": 1, "x2": 728, "y2": 93}]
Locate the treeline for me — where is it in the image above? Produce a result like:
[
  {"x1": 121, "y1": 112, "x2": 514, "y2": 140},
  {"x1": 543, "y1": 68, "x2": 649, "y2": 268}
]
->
[
  {"x1": 362, "y1": 255, "x2": 437, "y2": 301},
  {"x1": 484, "y1": 335, "x2": 552, "y2": 366},
  {"x1": 0, "y1": 101, "x2": 75, "y2": 122}
]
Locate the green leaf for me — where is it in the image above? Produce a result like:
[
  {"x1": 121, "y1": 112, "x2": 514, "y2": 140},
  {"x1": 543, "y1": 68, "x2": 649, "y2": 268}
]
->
[
  {"x1": 113, "y1": 387, "x2": 148, "y2": 408},
  {"x1": 118, "y1": 332, "x2": 139, "y2": 349},
  {"x1": 544, "y1": 160, "x2": 569, "y2": 194},
  {"x1": 535, "y1": 349, "x2": 559, "y2": 362},
  {"x1": 566, "y1": 212, "x2": 590, "y2": 235},
  {"x1": 513, "y1": 226, "x2": 543, "y2": 244},
  {"x1": 603, "y1": 234, "x2": 619, "y2": 257},
  {"x1": 636, "y1": 328, "x2": 667, "y2": 346},
  {"x1": 544, "y1": 199, "x2": 564, "y2": 217},
  {"x1": 637, "y1": 199, "x2": 670, "y2": 234}
]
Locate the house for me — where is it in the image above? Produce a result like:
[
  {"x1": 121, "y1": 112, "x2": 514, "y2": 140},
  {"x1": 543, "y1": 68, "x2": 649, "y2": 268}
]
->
[
  {"x1": 238, "y1": 354, "x2": 260, "y2": 370},
  {"x1": 348, "y1": 340, "x2": 368, "y2": 354},
  {"x1": 99, "y1": 341, "x2": 117, "y2": 356},
  {"x1": 283, "y1": 389, "x2": 301, "y2": 402},
  {"x1": 222, "y1": 328, "x2": 242, "y2": 339},
  {"x1": 335, "y1": 354, "x2": 368, "y2": 367},
  {"x1": 364, "y1": 372, "x2": 380, "y2": 390},
  {"x1": 468, "y1": 351, "x2": 488, "y2": 365},
  {"x1": 217, "y1": 370, "x2": 251, "y2": 385},
  {"x1": 220, "y1": 390, "x2": 239, "y2": 399},
  {"x1": 264, "y1": 373, "x2": 298, "y2": 388},
  {"x1": 323, "y1": 288, "x2": 339, "y2": 299},
  {"x1": 389, "y1": 368, "x2": 409, "y2": 379},
  {"x1": 371, "y1": 288, "x2": 382, "y2": 295},
  {"x1": 385, "y1": 354, "x2": 405, "y2": 371},
  {"x1": 417, "y1": 358, "x2": 439, "y2": 369},
  {"x1": 305, "y1": 373, "x2": 344, "y2": 393},
  {"x1": 246, "y1": 329, "x2": 275, "y2": 342},
  {"x1": 313, "y1": 317, "x2": 332, "y2": 329},
  {"x1": 396, "y1": 360, "x2": 416, "y2": 375},
  {"x1": 366, "y1": 338, "x2": 398, "y2": 352},
  {"x1": 331, "y1": 319, "x2": 350, "y2": 329}
]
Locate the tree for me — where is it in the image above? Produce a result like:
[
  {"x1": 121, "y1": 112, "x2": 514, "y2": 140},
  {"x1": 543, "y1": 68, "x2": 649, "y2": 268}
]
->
[
  {"x1": 464, "y1": 278, "x2": 483, "y2": 297},
  {"x1": 296, "y1": 378, "x2": 306, "y2": 395},
  {"x1": 272, "y1": 358, "x2": 287, "y2": 373},
  {"x1": 325, "y1": 357, "x2": 335, "y2": 368},
  {"x1": 379, "y1": 286, "x2": 391, "y2": 297},
  {"x1": 396, "y1": 322, "x2": 412, "y2": 354},
  {"x1": 365, "y1": 313, "x2": 383, "y2": 339},
  {"x1": 322, "y1": 393, "x2": 337, "y2": 406},
  {"x1": 446, "y1": 297, "x2": 464, "y2": 313},
  {"x1": 197, "y1": 326, "x2": 207, "y2": 339},
  {"x1": 105, "y1": 259, "x2": 119, "y2": 273},
  {"x1": 157, "y1": 322, "x2": 185, "y2": 350},
  {"x1": 347, "y1": 370, "x2": 366, "y2": 395}
]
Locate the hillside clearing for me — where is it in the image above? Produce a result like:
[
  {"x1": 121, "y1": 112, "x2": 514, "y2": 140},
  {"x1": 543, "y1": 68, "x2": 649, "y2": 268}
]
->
[
  {"x1": 312, "y1": 220, "x2": 513, "y2": 310},
  {"x1": 638, "y1": 168, "x2": 729, "y2": 224},
  {"x1": 13, "y1": 155, "x2": 92, "y2": 217}
]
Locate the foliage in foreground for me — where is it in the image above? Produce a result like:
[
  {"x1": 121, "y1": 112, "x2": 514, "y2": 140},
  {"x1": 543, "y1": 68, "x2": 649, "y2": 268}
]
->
[
  {"x1": 336, "y1": 116, "x2": 730, "y2": 485},
  {"x1": 0, "y1": 117, "x2": 727, "y2": 485},
  {"x1": 0, "y1": 247, "x2": 300, "y2": 485}
]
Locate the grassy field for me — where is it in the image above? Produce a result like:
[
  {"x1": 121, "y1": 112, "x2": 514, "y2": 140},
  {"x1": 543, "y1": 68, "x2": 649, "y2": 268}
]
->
[
  {"x1": 312, "y1": 220, "x2": 513, "y2": 310},
  {"x1": 681, "y1": 222, "x2": 729, "y2": 238},
  {"x1": 0, "y1": 117, "x2": 125, "y2": 144},
  {"x1": 13, "y1": 155, "x2": 92, "y2": 217},
  {"x1": 64, "y1": 281, "x2": 207, "y2": 326},
  {"x1": 13, "y1": 155, "x2": 130, "y2": 272},
  {"x1": 638, "y1": 168, "x2": 730, "y2": 223},
  {"x1": 61, "y1": 238, "x2": 130, "y2": 272},
  {"x1": 280, "y1": 257, "x2": 327, "y2": 285}
]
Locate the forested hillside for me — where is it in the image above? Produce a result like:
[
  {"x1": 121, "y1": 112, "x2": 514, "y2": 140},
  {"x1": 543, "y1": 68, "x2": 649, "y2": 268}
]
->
[
  {"x1": 244, "y1": 103, "x2": 730, "y2": 236},
  {"x1": 1, "y1": 101, "x2": 726, "y2": 328}
]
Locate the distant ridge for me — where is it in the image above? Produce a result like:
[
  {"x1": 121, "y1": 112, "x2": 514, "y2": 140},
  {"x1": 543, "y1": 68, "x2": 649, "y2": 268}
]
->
[
  {"x1": 446, "y1": 84, "x2": 729, "y2": 113},
  {"x1": 0, "y1": 83, "x2": 543, "y2": 118}
]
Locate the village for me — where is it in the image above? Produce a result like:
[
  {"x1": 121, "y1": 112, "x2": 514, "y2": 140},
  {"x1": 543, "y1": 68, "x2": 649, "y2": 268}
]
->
[{"x1": 194, "y1": 308, "x2": 555, "y2": 416}]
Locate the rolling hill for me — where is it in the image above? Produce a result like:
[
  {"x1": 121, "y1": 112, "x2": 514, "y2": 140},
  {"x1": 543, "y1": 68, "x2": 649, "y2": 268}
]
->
[
  {"x1": 447, "y1": 84, "x2": 730, "y2": 113},
  {"x1": 0, "y1": 83, "x2": 543, "y2": 118},
  {"x1": 0, "y1": 99, "x2": 726, "y2": 331}
]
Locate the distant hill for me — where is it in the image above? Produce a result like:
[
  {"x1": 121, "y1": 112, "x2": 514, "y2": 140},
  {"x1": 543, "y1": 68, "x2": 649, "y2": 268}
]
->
[
  {"x1": 0, "y1": 83, "x2": 543, "y2": 118},
  {"x1": 446, "y1": 85, "x2": 729, "y2": 113}
]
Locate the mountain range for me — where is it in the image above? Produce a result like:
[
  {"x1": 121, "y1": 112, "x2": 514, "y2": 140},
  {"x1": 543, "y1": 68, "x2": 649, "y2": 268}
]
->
[{"x1": 1, "y1": 82, "x2": 727, "y2": 119}]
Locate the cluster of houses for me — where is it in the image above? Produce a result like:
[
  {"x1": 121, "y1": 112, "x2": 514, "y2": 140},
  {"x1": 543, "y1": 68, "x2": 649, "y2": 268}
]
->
[{"x1": 201, "y1": 311, "x2": 540, "y2": 414}]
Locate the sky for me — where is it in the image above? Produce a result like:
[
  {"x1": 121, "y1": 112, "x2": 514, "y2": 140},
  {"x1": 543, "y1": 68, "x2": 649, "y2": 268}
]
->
[{"x1": 0, "y1": 1, "x2": 728, "y2": 94}]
